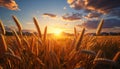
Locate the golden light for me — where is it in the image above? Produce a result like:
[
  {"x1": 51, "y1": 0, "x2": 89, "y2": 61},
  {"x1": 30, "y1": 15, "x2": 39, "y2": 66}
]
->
[{"x1": 53, "y1": 28, "x2": 62, "y2": 36}]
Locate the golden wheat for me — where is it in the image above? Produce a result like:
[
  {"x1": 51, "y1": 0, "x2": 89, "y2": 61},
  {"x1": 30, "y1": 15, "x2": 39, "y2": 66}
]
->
[
  {"x1": 12, "y1": 15, "x2": 22, "y2": 36},
  {"x1": 93, "y1": 58, "x2": 115, "y2": 65},
  {"x1": 0, "y1": 34, "x2": 7, "y2": 52},
  {"x1": 23, "y1": 38, "x2": 30, "y2": 50},
  {"x1": 95, "y1": 50, "x2": 103, "y2": 59},
  {"x1": 0, "y1": 20, "x2": 6, "y2": 35},
  {"x1": 80, "y1": 49, "x2": 96, "y2": 56},
  {"x1": 74, "y1": 27, "x2": 77, "y2": 38},
  {"x1": 12, "y1": 29, "x2": 22, "y2": 49},
  {"x1": 33, "y1": 17, "x2": 42, "y2": 38},
  {"x1": 4, "y1": 53, "x2": 21, "y2": 61},
  {"x1": 96, "y1": 19, "x2": 104, "y2": 36},
  {"x1": 75, "y1": 28, "x2": 85, "y2": 51},
  {"x1": 43, "y1": 26, "x2": 47, "y2": 41},
  {"x1": 113, "y1": 51, "x2": 120, "y2": 62}
]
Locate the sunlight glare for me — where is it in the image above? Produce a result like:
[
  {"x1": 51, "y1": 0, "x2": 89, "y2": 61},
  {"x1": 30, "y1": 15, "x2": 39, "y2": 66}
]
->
[{"x1": 53, "y1": 28, "x2": 62, "y2": 36}]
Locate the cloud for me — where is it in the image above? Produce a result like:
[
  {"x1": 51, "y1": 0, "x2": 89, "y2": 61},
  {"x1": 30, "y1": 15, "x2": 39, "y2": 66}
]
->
[
  {"x1": 0, "y1": 0, "x2": 19, "y2": 10},
  {"x1": 77, "y1": 19, "x2": 120, "y2": 29},
  {"x1": 67, "y1": 0, "x2": 120, "y2": 14},
  {"x1": 62, "y1": 13, "x2": 82, "y2": 21},
  {"x1": 85, "y1": 12, "x2": 102, "y2": 19},
  {"x1": 43, "y1": 13, "x2": 57, "y2": 18},
  {"x1": 107, "y1": 8, "x2": 120, "y2": 18},
  {"x1": 63, "y1": 6, "x2": 67, "y2": 10}
]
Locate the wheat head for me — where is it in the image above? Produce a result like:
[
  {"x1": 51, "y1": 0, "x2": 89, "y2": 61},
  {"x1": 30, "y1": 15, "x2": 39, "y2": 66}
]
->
[
  {"x1": 43, "y1": 26, "x2": 47, "y2": 41},
  {"x1": 96, "y1": 19, "x2": 104, "y2": 36},
  {"x1": 113, "y1": 52, "x2": 120, "y2": 62},
  {"x1": 12, "y1": 15, "x2": 23, "y2": 36},
  {"x1": 0, "y1": 34, "x2": 7, "y2": 52},
  {"x1": 75, "y1": 28, "x2": 85, "y2": 51},
  {"x1": 33, "y1": 17, "x2": 42, "y2": 38},
  {"x1": 0, "y1": 20, "x2": 6, "y2": 35}
]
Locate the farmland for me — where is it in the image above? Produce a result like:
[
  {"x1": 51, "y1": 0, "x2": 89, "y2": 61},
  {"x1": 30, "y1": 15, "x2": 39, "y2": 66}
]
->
[{"x1": 0, "y1": 16, "x2": 120, "y2": 69}]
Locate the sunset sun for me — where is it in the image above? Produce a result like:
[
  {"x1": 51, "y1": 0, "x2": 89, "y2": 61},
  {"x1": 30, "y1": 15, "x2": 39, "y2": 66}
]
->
[{"x1": 53, "y1": 28, "x2": 62, "y2": 36}]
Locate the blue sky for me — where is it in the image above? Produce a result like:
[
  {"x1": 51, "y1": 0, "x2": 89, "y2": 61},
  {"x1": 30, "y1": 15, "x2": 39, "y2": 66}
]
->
[{"x1": 0, "y1": 0, "x2": 120, "y2": 33}]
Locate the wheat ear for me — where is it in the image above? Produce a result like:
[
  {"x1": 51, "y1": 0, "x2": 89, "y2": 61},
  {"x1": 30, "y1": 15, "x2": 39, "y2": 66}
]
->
[
  {"x1": 4, "y1": 53, "x2": 21, "y2": 61},
  {"x1": 93, "y1": 58, "x2": 115, "y2": 65},
  {"x1": 0, "y1": 34, "x2": 7, "y2": 52},
  {"x1": 113, "y1": 52, "x2": 120, "y2": 62},
  {"x1": 12, "y1": 15, "x2": 22, "y2": 36},
  {"x1": 95, "y1": 50, "x2": 103, "y2": 59},
  {"x1": 96, "y1": 19, "x2": 104, "y2": 36},
  {"x1": 43, "y1": 26, "x2": 47, "y2": 41},
  {"x1": 75, "y1": 28, "x2": 85, "y2": 51},
  {"x1": 74, "y1": 27, "x2": 77, "y2": 38},
  {"x1": 33, "y1": 17, "x2": 42, "y2": 38},
  {"x1": 12, "y1": 29, "x2": 22, "y2": 49},
  {"x1": 23, "y1": 38, "x2": 30, "y2": 50},
  {"x1": 0, "y1": 20, "x2": 6, "y2": 35}
]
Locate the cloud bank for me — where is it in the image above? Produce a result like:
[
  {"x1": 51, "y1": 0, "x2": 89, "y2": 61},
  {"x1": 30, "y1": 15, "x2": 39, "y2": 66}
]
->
[
  {"x1": 77, "y1": 19, "x2": 120, "y2": 29},
  {"x1": 67, "y1": 0, "x2": 120, "y2": 14}
]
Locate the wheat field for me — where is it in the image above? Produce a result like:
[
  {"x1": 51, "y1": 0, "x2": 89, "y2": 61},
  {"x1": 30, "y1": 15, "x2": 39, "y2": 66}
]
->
[{"x1": 0, "y1": 16, "x2": 120, "y2": 69}]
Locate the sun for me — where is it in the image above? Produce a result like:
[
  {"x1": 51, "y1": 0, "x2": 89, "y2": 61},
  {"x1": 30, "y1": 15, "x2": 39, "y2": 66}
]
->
[{"x1": 53, "y1": 28, "x2": 62, "y2": 36}]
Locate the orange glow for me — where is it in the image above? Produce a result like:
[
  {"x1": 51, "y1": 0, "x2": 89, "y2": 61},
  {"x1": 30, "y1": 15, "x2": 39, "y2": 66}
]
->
[
  {"x1": 53, "y1": 28, "x2": 62, "y2": 36},
  {"x1": 67, "y1": 0, "x2": 74, "y2": 4}
]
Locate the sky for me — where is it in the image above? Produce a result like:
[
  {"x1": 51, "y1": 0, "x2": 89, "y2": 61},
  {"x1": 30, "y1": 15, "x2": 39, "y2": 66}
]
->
[{"x1": 0, "y1": 0, "x2": 120, "y2": 33}]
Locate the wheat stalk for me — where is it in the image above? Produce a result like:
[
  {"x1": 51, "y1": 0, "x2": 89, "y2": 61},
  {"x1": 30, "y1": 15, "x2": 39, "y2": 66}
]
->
[
  {"x1": 0, "y1": 34, "x2": 7, "y2": 52},
  {"x1": 4, "y1": 53, "x2": 21, "y2": 61},
  {"x1": 0, "y1": 20, "x2": 6, "y2": 35},
  {"x1": 12, "y1": 29, "x2": 22, "y2": 49},
  {"x1": 75, "y1": 28, "x2": 85, "y2": 51},
  {"x1": 23, "y1": 38, "x2": 30, "y2": 50},
  {"x1": 36, "y1": 57, "x2": 45, "y2": 66},
  {"x1": 96, "y1": 19, "x2": 104, "y2": 36},
  {"x1": 36, "y1": 41, "x2": 39, "y2": 56},
  {"x1": 12, "y1": 15, "x2": 22, "y2": 36},
  {"x1": 95, "y1": 50, "x2": 103, "y2": 59},
  {"x1": 93, "y1": 58, "x2": 115, "y2": 65},
  {"x1": 74, "y1": 27, "x2": 77, "y2": 39},
  {"x1": 80, "y1": 49, "x2": 96, "y2": 56},
  {"x1": 33, "y1": 17, "x2": 42, "y2": 38},
  {"x1": 30, "y1": 38, "x2": 35, "y2": 53},
  {"x1": 8, "y1": 48, "x2": 15, "y2": 55},
  {"x1": 113, "y1": 52, "x2": 120, "y2": 62},
  {"x1": 43, "y1": 26, "x2": 47, "y2": 41}
]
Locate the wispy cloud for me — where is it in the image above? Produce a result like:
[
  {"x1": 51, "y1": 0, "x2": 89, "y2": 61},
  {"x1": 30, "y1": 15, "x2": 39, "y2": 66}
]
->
[
  {"x1": 43, "y1": 13, "x2": 57, "y2": 18},
  {"x1": 62, "y1": 13, "x2": 82, "y2": 21},
  {"x1": 0, "y1": 0, "x2": 19, "y2": 10},
  {"x1": 85, "y1": 12, "x2": 102, "y2": 19}
]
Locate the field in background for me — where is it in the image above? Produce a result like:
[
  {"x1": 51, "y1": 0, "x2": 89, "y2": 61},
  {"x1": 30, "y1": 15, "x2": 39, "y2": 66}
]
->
[{"x1": 0, "y1": 35, "x2": 120, "y2": 69}]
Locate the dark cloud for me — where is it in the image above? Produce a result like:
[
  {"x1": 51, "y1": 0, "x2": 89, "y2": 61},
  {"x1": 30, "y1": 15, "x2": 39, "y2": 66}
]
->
[
  {"x1": 43, "y1": 13, "x2": 57, "y2": 18},
  {"x1": 62, "y1": 13, "x2": 82, "y2": 21},
  {"x1": 85, "y1": 12, "x2": 102, "y2": 19},
  {"x1": 67, "y1": 0, "x2": 120, "y2": 14},
  {"x1": 108, "y1": 8, "x2": 120, "y2": 18},
  {"x1": 77, "y1": 19, "x2": 120, "y2": 29},
  {"x1": 0, "y1": 0, "x2": 19, "y2": 10}
]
